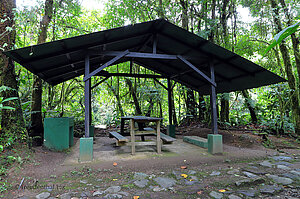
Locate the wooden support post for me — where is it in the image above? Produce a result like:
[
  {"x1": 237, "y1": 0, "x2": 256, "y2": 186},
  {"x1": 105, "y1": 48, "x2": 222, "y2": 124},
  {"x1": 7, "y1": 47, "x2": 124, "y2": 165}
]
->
[
  {"x1": 89, "y1": 80, "x2": 92, "y2": 126},
  {"x1": 84, "y1": 55, "x2": 90, "y2": 138},
  {"x1": 156, "y1": 120, "x2": 161, "y2": 154},
  {"x1": 167, "y1": 78, "x2": 172, "y2": 126},
  {"x1": 210, "y1": 61, "x2": 218, "y2": 134},
  {"x1": 130, "y1": 119, "x2": 135, "y2": 155}
]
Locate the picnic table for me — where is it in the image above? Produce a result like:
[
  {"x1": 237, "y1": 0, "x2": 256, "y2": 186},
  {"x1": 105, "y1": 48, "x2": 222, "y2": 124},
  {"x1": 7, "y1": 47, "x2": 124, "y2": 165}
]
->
[{"x1": 121, "y1": 116, "x2": 163, "y2": 155}]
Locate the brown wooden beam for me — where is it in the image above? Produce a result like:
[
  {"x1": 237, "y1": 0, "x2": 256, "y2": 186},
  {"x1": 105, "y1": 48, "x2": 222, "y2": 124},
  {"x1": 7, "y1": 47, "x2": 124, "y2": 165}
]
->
[
  {"x1": 91, "y1": 76, "x2": 111, "y2": 90},
  {"x1": 97, "y1": 72, "x2": 166, "y2": 79},
  {"x1": 153, "y1": 78, "x2": 168, "y2": 90}
]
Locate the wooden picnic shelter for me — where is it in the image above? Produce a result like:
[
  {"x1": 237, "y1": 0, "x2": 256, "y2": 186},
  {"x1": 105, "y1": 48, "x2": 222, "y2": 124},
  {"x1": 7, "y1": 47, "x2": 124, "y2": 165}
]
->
[{"x1": 4, "y1": 19, "x2": 285, "y2": 158}]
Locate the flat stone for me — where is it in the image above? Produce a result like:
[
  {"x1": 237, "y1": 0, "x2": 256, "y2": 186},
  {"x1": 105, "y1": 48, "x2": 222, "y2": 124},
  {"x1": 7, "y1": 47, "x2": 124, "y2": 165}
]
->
[
  {"x1": 268, "y1": 175, "x2": 293, "y2": 185},
  {"x1": 60, "y1": 193, "x2": 71, "y2": 199},
  {"x1": 290, "y1": 170, "x2": 300, "y2": 176},
  {"x1": 80, "y1": 180, "x2": 88, "y2": 184},
  {"x1": 271, "y1": 156, "x2": 293, "y2": 161},
  {"x1": 134, "y1": 179, "x2": 149, "y2": 188},
  {"x1": 105, "y1": 186, "x2": 121, "y2": 193},
  {"x1": 243, "y1": 167, "x2": 267, "y2": 175},
  {"x1": 188, "y1": 170, "x2": 197, "y2": 175},
  {"x1": 153, "y1": 186, "x2": 165, "y2": 192},
  {"x1": 227, "y1": 169, "x2": 239, "y2": 175},
  {"x1": 184, "y1": 179, "x2": 197, "y2": 185},
  {"x1": 18, "y1": 197, "x2": 30, "y2": 199},
  {"x1": 242, "y1": 171, "x2": 258, "y2": 178},
  {"x1": 172, "y1": 171, "x2": 182, "y2": 180},
  {"x1": 93, "y1": 191, "x2": 104, "y2": 196},
  {"x1": 154, "y1": 177, "x2": 176, "y2": 188},
  {"x1": 235, "y1": 178, "x2": 265, "y2": 187},
  {"x1": 274, "y1": 161, "x2": 292, "y2": 166},
  {"x1": 36, "y1": 192, "x2": 51, "y2": 199},
  {"x1": 237, "y1": 190, "x2": 257, "y2": 197},
  {"x1": 277, "y1": 165, "x2": 291, "y2": 170},
  {"x1": 80, "y1": 191, "x2": 91, "y2": 197},
  {"x1": 259, "y1": 160, "x2": 273, "y2": 167},
  {"x1": 103, "y1": 194, "x2": 122, "y2": 199},
  {"x1": 259, "y1": 185, "x2": 282, "y2": 194},
  {"x1": 118, "y1": 192, "x2": 129, "y2": 196},
  {"x1": 281, "y1": 172, "x2": 300, "y2": 180},
  {"x1": 209, "y1": 191, "x2": 223, "y2": 199},
  {"x1": 228, "y1": 194, "x2": 242, "y2": 199},
  {"x1": 133, "y1": 172, "x2": 149, "y2": 180},
  {"x1": 190, "y1": 176, "x2": 198, "y2": 181},
  {"x1": 210, "y1": 171, "x2": 221, "y2": 176}
]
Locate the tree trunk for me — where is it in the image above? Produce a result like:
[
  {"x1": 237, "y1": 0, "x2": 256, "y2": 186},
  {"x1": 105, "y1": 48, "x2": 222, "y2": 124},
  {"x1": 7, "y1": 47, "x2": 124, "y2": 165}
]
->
[
  {"x1": 279, "y1": 0, "x2": 300, "y2": 82},
  {"x1": 125, "y1": 78, "x2": 142, "y2": 115},
  {"x1": 198, "y1": 94, "x2": 205, "y2": 120},
  {"x1": 105, "y1": 81, "x2": 124, "y2": 117},
  {"x1": 270, "y1": 0, "x2": 300, "y2": 134},
  {"x1": 241, "y1": 90, "x2": 258, "y2": 124},
  {"x1": 171, "y1": 88, "x2": 178, "y2": 125},
  {"x1": 30, "y1": 0, "x2": 54, "y2": 146},
  {"x1": 180, "y1": 0, "x2": 197, "y2": 118},
  {"x1": 157, "y1": 0, "x2": 164, "y2": 18},
  {"x1": 0, "y1": 0, "x2": 25, "y2": 136},
  {"x1": 219, "y1": 0, "x2": 230, "y2": 123}
]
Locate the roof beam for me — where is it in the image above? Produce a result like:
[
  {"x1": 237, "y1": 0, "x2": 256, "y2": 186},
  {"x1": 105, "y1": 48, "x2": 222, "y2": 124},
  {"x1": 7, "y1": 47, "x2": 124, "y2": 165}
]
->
[
  {"x1": 97, "y1": 72, "x2": 166, "y2": 79},
  {"x1": 83, "y1": 50, "x2": 130, "y2": 81},
  {"x1": 96, "y1": 51, "x2": 179, "y2": 60},
  {"x1": 153, "y1": 78, "x2": 168, "y2": 90},
  {"x1": 91, "y1": 76, "x2": 111, "y2": 90},
  {"x1": 159, "y1": 32, "x2": 251, "y2": 76},
  {"x1": 177, "y1": 55, "x2": 216, "y2": 87}
]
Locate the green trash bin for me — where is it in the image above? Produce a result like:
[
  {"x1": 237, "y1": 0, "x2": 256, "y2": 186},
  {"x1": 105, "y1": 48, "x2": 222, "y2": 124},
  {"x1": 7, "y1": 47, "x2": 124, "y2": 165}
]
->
[
  {"x1": 167, "y1": 125, "x2": 176, "y2": 138},
  {"x1": 44, "y1": 117, "x2": 74, "y2": 151},
  {"x1": 89, "y1": 125, "x2": 95, "y2": 137}
]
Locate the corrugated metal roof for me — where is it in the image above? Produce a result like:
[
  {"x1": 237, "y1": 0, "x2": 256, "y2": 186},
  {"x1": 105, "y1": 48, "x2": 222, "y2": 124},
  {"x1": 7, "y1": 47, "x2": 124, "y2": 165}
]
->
[{"x1": 4, "y1": 19, "x2": 285, "y2": 95}]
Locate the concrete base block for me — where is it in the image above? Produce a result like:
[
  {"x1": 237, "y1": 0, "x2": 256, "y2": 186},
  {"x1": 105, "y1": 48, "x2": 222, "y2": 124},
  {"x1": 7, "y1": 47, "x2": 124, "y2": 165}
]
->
[
  {"x1": 208, "y1": 134, "x2": 223, "y2": 154},
  {"x1": 79, "y1": 137, "x2": 93, "y2": 162},
  {"x1": 183, "y1": 136, "x2": 208, "y2": 148}
]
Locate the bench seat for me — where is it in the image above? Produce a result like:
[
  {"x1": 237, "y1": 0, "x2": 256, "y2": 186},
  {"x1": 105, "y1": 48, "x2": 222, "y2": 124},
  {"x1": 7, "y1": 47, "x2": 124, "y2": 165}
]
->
[{"x1": 109, "y1": 131, "x2": 128, "y2": 146}]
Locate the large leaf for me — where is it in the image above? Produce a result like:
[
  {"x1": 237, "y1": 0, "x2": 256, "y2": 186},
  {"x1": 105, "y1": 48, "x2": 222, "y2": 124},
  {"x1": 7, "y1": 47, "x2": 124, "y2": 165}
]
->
[
  {"x1": 263, "y1": 21, "x2": 300, "y2": 56},
  {"x1": 1, "y1": 97, "x2": 18, "y2": 103},
  {"x1": 0, "y1": 106, "x2": 15, "y2": 110}
]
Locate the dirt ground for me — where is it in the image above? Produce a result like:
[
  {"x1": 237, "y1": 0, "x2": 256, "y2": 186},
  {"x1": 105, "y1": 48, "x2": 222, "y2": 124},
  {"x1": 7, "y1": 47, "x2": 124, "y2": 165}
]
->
[{"x1": 2, "y1": 124, "x2": 300, "y2": 198}]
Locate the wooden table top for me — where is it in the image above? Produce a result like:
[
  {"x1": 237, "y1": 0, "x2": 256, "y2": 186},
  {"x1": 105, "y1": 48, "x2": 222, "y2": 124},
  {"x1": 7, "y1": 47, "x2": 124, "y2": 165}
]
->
[{"x1": 121, "y1": 116, "x2": 163, "y2": 122}]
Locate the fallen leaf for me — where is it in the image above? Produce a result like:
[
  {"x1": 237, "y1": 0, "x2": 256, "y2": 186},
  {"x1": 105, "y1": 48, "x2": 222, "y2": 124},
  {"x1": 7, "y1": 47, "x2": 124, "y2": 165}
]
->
[
  {"x1": 133, "y1": 196, "x2": 140, "y2": 199},
  {"x1": 113, "y1": 179, "x2": 118, "y2": 181},
  {"x1": 181, "y1": 174, "x2": 188, "y2": 178},
  {"x1": 218, "y1": 189, "x2": 226, "y2": 192},
  {"x1": 180, "y1": 166, "x2": 187, "y2": 169},
  {"x1": 113, "y1": 162, "x2": 118, "y2": 166},
  {"x1": 197, "y1": 191, "x2": 203, "y2": 195}
]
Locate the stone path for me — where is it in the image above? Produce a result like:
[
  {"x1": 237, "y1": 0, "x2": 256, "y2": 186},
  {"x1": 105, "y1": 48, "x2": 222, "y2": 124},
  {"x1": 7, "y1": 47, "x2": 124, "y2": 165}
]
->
[{"x1": 9, "y1": 153, "x2": 300, "y2": 199}]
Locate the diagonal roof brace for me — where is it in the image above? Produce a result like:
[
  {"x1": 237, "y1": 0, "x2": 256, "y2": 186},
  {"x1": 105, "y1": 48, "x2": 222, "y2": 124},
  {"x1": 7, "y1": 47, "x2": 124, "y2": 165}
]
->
[
  {"x1": 177, "y1": 55, "x2": 217, "y2": 87},
  {"x1": 83, "y1": 50, "x2": 130, "y2": 81}
]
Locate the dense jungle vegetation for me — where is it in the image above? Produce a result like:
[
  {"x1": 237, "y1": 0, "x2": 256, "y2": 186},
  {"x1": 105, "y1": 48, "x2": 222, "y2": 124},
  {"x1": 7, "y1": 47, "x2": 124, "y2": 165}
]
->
[{"x1": 0, "y1": 0, "x2": 299, "y2": 150}]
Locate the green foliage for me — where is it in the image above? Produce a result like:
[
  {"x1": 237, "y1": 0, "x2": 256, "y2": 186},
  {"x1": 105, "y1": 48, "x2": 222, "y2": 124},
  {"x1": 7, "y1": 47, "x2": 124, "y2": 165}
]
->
[{"x1": 264, "y1": 21, "x2": 300, "y2": 55}]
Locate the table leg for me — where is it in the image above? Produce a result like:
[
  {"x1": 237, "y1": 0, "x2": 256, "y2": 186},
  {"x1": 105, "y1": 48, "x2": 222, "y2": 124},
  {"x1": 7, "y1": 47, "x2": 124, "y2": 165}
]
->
[
  {"x1": 130, "y1": 119, "x2": 135, "y2": 155},
  {"x1": 156, "y1": 121, "x2": 161, "y2": 154},
  {"x1": 120, "y1": 118, "x2": 125, "y2": 134}
]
